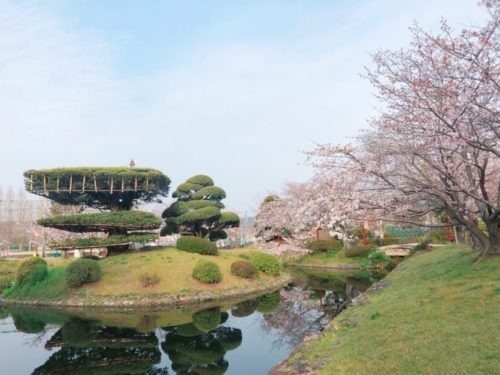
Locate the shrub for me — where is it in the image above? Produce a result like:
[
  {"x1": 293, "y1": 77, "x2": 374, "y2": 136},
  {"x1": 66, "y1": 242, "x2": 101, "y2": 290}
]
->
[
  {"x1": 139, "y1": 272, "x2": 161, "y2": 288},
  {"x1": 0, "y1": 276, "x2": 13, "y2": 292},
  {"x1": 368, "y1": 251, "x2": 392, "y2": 268},
  {"x1": 192, "y1": 308, "x2": 221, "y2": 332},
  {"x1": 306, "y1": 239, "x2": 343, "y2": 252},
  {"x1": 230, "y1": 260, "x2": 258, "y2": 279},
  {"x1": 344, "y1": 245, "x2": 376, "y2": 258},
  {"x1": 249, "y1": 253, "x2": 280, "y2": 276},
  {"x1": 66, "y1": 259, "x2": 101, "y2": 288},
  {"x1": 192, "y1": 261, "x2": 222, "y2": 283},
  {"x1": 177, "y1": 236, "x2": 218, "y2": 255},
  {"x1": 374, "y1": 236, "x2": 400, "y2": 246},
  {"x1": 16, "y1": 257, "x2": 48, "y2": 287}
]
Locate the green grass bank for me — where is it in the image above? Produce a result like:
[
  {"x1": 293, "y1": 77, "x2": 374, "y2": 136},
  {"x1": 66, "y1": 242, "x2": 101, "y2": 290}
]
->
[
  {"x1": 1, "y1": 247, "x2": 289, "y2": 307},
  {"x1": 272, "y1": 245, "x2": 500, "y2": 374}
]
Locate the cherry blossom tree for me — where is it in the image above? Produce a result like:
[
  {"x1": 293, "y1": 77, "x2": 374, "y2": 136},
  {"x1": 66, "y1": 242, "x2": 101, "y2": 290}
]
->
[{"x1": 309, "y1": 3, "x2": 499, "y2": 256}]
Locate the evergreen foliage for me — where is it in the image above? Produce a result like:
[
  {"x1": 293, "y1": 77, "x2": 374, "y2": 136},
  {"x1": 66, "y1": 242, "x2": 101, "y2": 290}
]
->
[
  {"x1": 192, "y1": 261, "x2": 222, "y2": 283},
  {"x1": 24, "y1": 167, "x2": 170, "y2": 210},
  {"x1": 161, "y1": 175, "x2": 239, "y2": 241},
  {"x1": 49, "y1": 233, "x2": 158, "y2": 249},
  {"x1": 249, "y1": 253, "x2": 280, "y2": 276},
  {"x1": 16, "y1": 257, "x2": 48, "y2": 287},
  {"x1": 177, "y1": 236, "x2": 218, "y2": 255},
  {"x1": 66, "y1": 259, "x2": 102, "y2": 288},
  {"x1": 25, "y1": 165, "x2": 168, "y2": 255},
  {"x1": 230, "y1": 260, "x2": 258, "y2": 279},
  {"x1": 38, "y1": 211, "x2": 162, "y2": 231}
]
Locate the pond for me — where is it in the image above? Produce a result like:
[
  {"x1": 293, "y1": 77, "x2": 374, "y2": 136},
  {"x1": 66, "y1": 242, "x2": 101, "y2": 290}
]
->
[{"x1": 0, "y1": 268, "x2": 385, "y2": 374}]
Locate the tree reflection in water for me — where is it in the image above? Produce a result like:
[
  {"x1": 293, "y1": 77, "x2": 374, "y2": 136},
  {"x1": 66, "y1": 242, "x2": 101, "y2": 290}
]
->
[
  {"x1": 261, "y1": 269, "x2": 377, "y2": 349},
  {"x1": 161, "y1": 307, "x2": 242, "y2": 375},
  {"x1": 32, "y1": 318, "x2": 165, "y2": 374}
]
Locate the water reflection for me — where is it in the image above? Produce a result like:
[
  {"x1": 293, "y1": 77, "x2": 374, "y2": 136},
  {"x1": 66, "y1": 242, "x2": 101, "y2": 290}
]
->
[
  {"x1": 0, "y1": 269, "x2": 384, "y2": 374},
  {"x1": 260, "y1": 268, "x2": 385, "y2": 348},
  {"x1": 162, "y1": 311, "x2": 242, "y2": 375},
  {"x1": 33, "y1": 319, "x2": 163, "y2": 374}
]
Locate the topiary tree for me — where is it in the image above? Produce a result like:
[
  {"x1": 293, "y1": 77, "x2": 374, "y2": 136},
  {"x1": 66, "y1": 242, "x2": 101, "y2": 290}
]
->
[
  {"x1": 161, "y1": 175, "x2": 239, "y2": 242},
  {"x1": 25, "y1": 167, "x2": 170, "y2": 254}
]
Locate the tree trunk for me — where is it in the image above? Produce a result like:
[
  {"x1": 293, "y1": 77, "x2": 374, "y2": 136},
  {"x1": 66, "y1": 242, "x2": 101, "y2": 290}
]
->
[{"x1": 485, "y1": 220, "x2": 500, "y2": 255}]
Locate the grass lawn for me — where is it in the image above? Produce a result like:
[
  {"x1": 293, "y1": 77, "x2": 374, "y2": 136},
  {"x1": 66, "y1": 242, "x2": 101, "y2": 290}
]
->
[
  {"x1": 2, "y1": 247, "x2": 284, "y2": 301},
  {"x1": 294, "y1": 249, "x2": 369, "y2": 267},
  {"x1": 277, "y1": 245, "x2": 500, "y2": 374}
]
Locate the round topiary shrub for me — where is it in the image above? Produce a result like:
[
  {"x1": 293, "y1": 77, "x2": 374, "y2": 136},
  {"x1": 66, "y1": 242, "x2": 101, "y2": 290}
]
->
[
  {"x1": 66, "y1": 259, "x2": 102, "y2": 288},
  {"x1": 192, "y1": 308, "x2": 221, "y2": 332},
  {"x1": 192, "y1": 261, "x2": 222, "y2": 283},
  {"x1": 177, "y1": 236, "x2": 218, "y2": 255},
  {"x1": 249, "y1": 253, "x2": 280, "y2": 276},
  {"x1": 16, "y1": 257, "x2": 48, "y2": 287},
  {"x1": 230, "y1": 260, "x2": 258, "y2": 279}
]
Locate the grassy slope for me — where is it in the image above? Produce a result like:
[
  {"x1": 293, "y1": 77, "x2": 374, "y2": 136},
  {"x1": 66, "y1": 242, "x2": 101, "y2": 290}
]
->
[
  {"x1": 294, "y1": 250, "x2": 369, "y2": 266},
  {"x1": 3, "y1": 247, "x2": 283, "y2": 300},
  {"x1": 282, "y1": 246, "x2": 499, "y2": 374}
]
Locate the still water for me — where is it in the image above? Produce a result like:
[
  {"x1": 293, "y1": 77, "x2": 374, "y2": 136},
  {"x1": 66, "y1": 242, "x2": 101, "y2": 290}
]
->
[{"x1": 0, "y1": 269, "x2": 384, "y2": 374}]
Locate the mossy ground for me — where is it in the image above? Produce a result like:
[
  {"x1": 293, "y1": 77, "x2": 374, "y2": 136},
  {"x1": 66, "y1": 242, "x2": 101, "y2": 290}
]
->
[
  {"x1": 275, "y1": 245, "x2": 500, "y2": 374},
  {"x1": 2, "y1": 247, "x2": 282, "y2": 301}
]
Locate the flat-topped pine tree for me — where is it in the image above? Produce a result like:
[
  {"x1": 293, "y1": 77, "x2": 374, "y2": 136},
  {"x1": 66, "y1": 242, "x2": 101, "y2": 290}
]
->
[{"x1": 24, "y1": 167, "x2": 170, "y2": 254}]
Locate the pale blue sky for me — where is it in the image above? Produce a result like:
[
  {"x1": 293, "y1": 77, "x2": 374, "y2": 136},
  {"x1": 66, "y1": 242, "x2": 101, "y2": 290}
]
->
[{"x1": 0, "y1": 0, "x2": 487, "y2": 213}]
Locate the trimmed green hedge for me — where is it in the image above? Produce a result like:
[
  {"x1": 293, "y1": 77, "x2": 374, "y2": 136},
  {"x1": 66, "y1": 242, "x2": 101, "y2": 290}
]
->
[
  {"x1": 50, "y1": 233, "x2": 158, "y2": 249},
  {"x1": 307, "y1": 239, "x2": 343, "y2": 252},
  {"x1": 66, "y1": 259, "x2": 102, "y2": 288},
  {"x1": 177, "y1": 236, "x2": 218, "y2": 255},
  {"x1": 192, "y1": 261, "x2": 222, "y2": 283},
  {"x1": 38, "y1": 211, "x2": 162, "y2": 229},
  {"x1": 16, "y1": 257, "x2": 48, "y2": 287},
  {"x1": 24, "y1": 167, "x2": 170, "y2": 194},
  {"x1": 230, "y1": 260, "x2": 258, "y2": 279},
  {"x1": 249, "y1": 253, "x2": 280, "y2": 276}
]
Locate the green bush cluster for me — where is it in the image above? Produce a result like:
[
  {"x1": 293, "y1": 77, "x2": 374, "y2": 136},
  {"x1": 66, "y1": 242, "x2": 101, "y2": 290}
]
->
[
  {"x1": 177, "y1": 236, "x2": 218, "y2": 255},
  {"x1": 306, "y1": 239, "x2": 343, "y2": 252},
  {"x1": 38, "y1": 211, "x2": 162, "y2": 228},
  {"x1": 230, "y1": 260, "x2": 259, "y2": 279},
  {"x1": 0, "y1": 276, "x2": 13, "y2": 292},
  {"x1": 51, "y1": 233, "x2": 158, "y2": 249},
  {"x1": 192, "y1": 261, "x2": 222, "y2": 283},
  {"x1": 249, "y1": 253, "x2": 280, "y2": 276},
  {"x1": 368, "y1": 251, "x2": 392, "y2": 268},
  {"x1": 16, "y1": 257, "x2": 48, "y2": 287},
  {"x1": 344, "y1": 245, "x2": 376, "y2": 258},
  {"x1": 66, "y1": 259, "x2": 102, "y2": 288}
]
